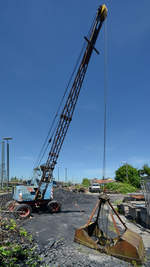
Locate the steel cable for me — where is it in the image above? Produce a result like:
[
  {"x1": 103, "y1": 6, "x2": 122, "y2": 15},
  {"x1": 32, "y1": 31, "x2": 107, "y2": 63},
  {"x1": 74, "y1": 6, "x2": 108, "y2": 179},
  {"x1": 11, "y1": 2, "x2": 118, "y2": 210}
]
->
[
  {"x1": 33, "y1": 14, "x2": 97, "y2": 169},
  {"x1": 102, "y1": 18, "x2": 108, "y2": 182},
  {"x1": 33, "y1": 42, "x2": 86, "y2": 168}
]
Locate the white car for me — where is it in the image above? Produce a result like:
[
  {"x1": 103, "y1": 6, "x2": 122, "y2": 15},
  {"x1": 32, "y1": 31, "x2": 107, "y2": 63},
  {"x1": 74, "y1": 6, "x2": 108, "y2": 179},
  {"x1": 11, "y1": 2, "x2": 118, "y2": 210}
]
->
[{"x1": 89, "y1": 183, "x2": 100, "y2": 193}]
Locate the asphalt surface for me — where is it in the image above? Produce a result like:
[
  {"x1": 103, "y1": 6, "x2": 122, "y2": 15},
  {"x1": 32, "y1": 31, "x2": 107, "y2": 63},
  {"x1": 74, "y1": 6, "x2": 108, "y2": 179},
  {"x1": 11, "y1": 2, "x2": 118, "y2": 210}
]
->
[{"x1": 20, "y1": 189, "x2": 150, "y2": 266}]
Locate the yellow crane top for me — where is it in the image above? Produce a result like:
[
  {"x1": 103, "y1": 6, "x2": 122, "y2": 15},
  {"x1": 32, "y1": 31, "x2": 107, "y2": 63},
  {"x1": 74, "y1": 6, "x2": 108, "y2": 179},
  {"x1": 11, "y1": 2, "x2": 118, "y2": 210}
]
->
[{"x1": 99, "y1": 4, "x2": 107, "y2": 22}]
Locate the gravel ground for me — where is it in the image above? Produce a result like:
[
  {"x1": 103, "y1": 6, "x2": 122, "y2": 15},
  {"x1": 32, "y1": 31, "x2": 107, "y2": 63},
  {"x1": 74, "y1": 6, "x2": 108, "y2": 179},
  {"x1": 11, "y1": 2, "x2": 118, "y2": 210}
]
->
[
  {"x1": 0, "y1": 193, "x2": 12, "y2": 208},
  {"x1": 2, "y1": 189, "x2": 150, "y2": 266},
  {"x1": 39, "y1": 239, "x2": 129, "y2": 267}
]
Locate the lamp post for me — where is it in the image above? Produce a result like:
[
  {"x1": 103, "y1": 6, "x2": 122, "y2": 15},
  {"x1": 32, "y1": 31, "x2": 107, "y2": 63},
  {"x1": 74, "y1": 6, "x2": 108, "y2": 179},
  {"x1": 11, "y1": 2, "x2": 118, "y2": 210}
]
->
[
  {"x1": 3, "y1": 137, "x2": 13, "y2": 190},
  {"x1": 65, "y1": 168, "x2": 67, "y2": 183}
]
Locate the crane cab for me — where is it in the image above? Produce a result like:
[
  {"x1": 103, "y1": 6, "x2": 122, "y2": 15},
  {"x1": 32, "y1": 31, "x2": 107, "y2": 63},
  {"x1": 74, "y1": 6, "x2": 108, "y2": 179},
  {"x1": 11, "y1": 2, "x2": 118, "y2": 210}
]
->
[{"x1": 6, "y1": 182, "x2": 60, "y2": 219}]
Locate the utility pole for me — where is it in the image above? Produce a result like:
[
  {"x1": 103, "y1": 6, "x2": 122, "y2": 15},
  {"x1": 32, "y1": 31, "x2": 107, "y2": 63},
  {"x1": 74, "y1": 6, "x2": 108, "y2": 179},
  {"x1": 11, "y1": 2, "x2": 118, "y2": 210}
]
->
[
  {"x1": 65, "y1": 168, "x2": 67, "y2": 183},
  {"x1": 126, "y1": 162, "x2": 128, "y2": 182},
  {"x1": 3, "y1": 137, "x2": 13, "y2": 190},
  {"x1": 58, "y1": 167, "x2": 60, "y2": 182}
]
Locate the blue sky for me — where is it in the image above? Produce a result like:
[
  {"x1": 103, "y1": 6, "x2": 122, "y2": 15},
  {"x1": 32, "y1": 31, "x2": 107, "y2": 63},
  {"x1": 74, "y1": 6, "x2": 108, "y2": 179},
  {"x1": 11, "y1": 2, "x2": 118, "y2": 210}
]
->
[{"x1": 0, "y1": 0, "x2": 150, "y2": 182}]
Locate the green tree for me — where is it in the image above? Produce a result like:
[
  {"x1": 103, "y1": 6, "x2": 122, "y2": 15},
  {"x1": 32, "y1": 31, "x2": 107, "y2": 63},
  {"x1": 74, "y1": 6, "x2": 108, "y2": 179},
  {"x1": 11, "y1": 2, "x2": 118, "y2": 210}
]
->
[
  {"x1": 11, "y1": 176, "x2": 18, "y2": 181},
  {"x1": 11, "y1": 177, "x2": 23, "y2": 183},
  {"x1": 139, "y1": 164, "x2": 150, "y2": 177},
  {"x1": 82, "y1": 178, "x2": 90, "y2": 187},
  {"x1": 115, "y1": 164, "x2": 140, "y2": 188}
]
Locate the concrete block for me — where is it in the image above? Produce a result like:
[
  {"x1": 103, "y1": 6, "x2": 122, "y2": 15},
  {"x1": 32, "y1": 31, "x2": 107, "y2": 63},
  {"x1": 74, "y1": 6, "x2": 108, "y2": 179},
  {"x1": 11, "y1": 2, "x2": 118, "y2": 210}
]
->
[
  {"x1": 127, "y1": 205, "x2": 141, "y2": 223},
  {"x1": 117, "y1": 203, "x2": 129, "y2": 216},
  {"x1": 139, "y1": 207, "x2": 150, "y2": 229}
]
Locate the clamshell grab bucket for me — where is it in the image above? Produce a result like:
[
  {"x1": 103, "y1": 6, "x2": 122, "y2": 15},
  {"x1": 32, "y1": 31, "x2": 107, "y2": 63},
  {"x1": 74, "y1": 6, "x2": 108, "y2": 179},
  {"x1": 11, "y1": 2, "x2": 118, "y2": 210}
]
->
[
  {"x1": 74, "y1": 194, "x2": 145, "y2": 264},
  {"x1": 74, "y1": 222, "x2": 105, "y2": 251}
]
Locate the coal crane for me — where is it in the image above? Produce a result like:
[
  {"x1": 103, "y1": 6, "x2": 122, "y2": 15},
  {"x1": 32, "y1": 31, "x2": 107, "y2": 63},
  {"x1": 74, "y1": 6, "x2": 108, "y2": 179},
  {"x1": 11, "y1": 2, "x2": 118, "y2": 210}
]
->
[{"x1": 6, "y1": 4, "x2": 107, "y2": 218}]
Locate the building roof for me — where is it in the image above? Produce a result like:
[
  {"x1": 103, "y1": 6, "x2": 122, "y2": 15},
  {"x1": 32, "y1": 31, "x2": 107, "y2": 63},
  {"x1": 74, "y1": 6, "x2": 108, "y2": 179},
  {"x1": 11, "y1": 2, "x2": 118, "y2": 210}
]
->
[{"x1": 93, "y1": 179, "x2": 114, "y2": 184}]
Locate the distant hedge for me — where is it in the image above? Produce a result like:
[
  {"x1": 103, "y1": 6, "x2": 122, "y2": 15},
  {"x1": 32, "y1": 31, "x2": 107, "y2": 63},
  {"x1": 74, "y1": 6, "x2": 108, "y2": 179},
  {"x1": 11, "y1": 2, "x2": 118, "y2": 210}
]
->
[{"x1": 105, "y1": 182, "x2": 137, "y2": 194}]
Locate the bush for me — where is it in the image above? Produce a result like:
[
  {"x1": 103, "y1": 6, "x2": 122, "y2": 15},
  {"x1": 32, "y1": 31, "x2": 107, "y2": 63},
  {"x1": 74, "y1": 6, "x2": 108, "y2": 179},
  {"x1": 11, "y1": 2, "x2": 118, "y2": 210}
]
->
[
  {"x1": 105, "y1": 182, "x2": 137, "y2": 194},
  {"x1": 81, "y1": 178, "x2": 90, "y2": 187},
  {"x1": 115, "y1": 164, "x2": 141, "y2": 188},
  {"x1": 0, "y1": 217, "x2": 41, "y2": 267}
]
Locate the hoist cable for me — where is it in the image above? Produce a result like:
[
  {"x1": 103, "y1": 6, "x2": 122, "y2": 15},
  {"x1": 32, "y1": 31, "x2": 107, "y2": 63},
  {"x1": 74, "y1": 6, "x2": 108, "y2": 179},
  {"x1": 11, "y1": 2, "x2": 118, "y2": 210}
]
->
[
  {"x1": 33, "y1": 19, "x2": 96, "y2": 169},
  {"x1": 87, "y1": 13, "x2": 97, "y2": 39},
  {"x1": 105, "y1": 201, "x2": 110, "y2": 237},
  {"x1": 45, "y1": 15, "x2": 97, "y2": 156},
  {"x1": 33, "y1": 45, "x2": 85, "y2": 168},
  {"x1": 33, "y1": 13, "x2": 97, "y2": 169},
  {"x1": 102, "y1": 19, "x2": 108, "y2": 181},
  {"x1": 36, "y1": 44, "x2": 86, "y2": 166},
  {"x1": 33, "y1": 45, "x2": 83, "y2": 169}
]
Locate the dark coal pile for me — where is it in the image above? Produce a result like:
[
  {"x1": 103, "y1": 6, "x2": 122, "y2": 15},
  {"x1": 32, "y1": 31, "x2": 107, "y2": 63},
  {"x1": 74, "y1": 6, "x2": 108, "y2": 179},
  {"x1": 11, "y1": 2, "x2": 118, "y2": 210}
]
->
[
  {"x1": 40, "y1": 238, "x2": 129, "y2": 267},
  {"x1": 54, "y1": 188, "x2": 97, "y2": 206},
  {"x1": 54, "y1": 189, "x2": 125, "y2": 207}
]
